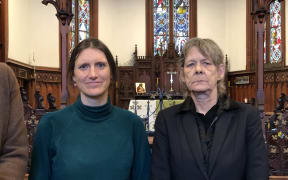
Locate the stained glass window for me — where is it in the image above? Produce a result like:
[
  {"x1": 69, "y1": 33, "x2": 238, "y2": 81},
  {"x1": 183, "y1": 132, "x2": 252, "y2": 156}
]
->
[
  {"x1": 153, "y1": 0, "x2": 190, "y2": 55},
  {"x1": 70, "y1": 0, "x2": 76, "y2": 52},
  {"x1": 78, "y1": 0, "x2": 90, "y2": 42},
  {"x1": 70, "y1": 0, "x2": 90, "y2": 53},
  {"x1": 153, "y1": 0, "x2": 170, "y2": 55},
  {"x1": 269, "y1": 0, "x2": 281, "y2": 63},
  {"x1": 174, "y1": 0, "x2": 189, "y2": 55}
]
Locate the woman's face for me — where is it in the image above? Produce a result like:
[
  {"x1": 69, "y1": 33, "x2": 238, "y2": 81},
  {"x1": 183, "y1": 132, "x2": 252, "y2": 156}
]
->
[
  {"x1": 181, "y1": 47, "x2": 224, "y2": 96},
  {"x1": 73, "y1": 48, "x2": 111, "y2": 105}
]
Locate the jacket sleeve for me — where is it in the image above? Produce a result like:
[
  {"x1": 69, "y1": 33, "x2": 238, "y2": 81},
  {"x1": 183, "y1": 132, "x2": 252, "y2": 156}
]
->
[
  {"x1": 29, "y1": 115, "x2": 53, "y2": 180},
  {"x1": 151, "y1": 111, "x2": 171, "y2": 180},
  {"x1": 0, "y1": 65, "x2": 28, "y2": 180},
  {"x1": 246, "y1": 108, "x2": 269, "y2": 180},
  {"x1": 131, "y1": 117, "x2": 151, "y2": 180}
]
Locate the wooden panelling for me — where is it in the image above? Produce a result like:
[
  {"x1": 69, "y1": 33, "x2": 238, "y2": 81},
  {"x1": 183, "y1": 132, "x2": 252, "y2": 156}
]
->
[
  {"x1": 270, "y1": 177, "x2": 288, "y2": 180},
  {"x1": 6, "y1": 59, "x2": 62, "y2": 109},
  {"x1": 228, "y1": 69, "x2": 288, "y2": 112}
]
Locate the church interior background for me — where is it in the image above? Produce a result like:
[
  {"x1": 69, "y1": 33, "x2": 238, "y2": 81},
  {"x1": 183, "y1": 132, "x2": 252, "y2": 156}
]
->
[{"x1": 1, "y1": 0, "x2": 288, "y2": 178}]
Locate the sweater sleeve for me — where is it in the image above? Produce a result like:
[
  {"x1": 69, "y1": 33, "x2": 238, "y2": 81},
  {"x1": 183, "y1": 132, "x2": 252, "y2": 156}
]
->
[
  {"x1": 29, "y1": 115, "x2": 53, "y2": 180},
  {"x1": 131, "y1": 117, "x2": 151, "y2": 180},
  {"x1": 0, "y1": 65, "x2": 28, "y2": 180}
]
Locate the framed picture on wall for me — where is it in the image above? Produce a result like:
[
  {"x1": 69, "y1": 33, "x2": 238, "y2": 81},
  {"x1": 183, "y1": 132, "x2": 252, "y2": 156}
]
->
[{"x1": 135, "y1": 82, "x2": 146, "y2": 94}]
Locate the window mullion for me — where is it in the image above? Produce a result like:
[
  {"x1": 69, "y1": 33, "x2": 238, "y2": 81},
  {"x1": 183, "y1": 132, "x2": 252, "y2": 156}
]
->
[
  {"x1": 75, "y1": 0, "x2": 79, "y2": 44},
  {"x1": 169, "y1": 0, "x2": 174, "y2": 45},
  {"x1": 280, "y1": 0, "x2": 285, "y2": 66}
]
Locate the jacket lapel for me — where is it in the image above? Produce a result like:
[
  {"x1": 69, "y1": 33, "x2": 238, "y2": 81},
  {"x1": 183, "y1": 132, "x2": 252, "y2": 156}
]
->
[
  {"x1": 182, "y1": 114, "x2": 209, "y2": 180},
  {"x1": 208, "y1": 112, "x2": 233, "y2": 176}
]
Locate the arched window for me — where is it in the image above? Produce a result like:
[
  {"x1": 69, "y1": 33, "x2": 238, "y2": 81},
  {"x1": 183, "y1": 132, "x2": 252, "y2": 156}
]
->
[
  {"x1": 264, "y1": 0, "x2": 285, "y2": 68},
  {"x1": 146, "y1": 0, "x2": 197, "y2": 56},
  {"x1": 69, "y1": 0, "x2": 98, "y2": 52}
]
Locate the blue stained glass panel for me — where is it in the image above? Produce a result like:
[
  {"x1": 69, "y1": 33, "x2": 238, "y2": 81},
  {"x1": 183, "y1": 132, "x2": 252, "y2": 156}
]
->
[
  {"x1": 69, "y1": 0, "x2": 76, "y2": 53},
  {"x1": 71, "y1": 0, "x2": 76, "y2": 32},
  {"x1": 78, "y1": 0, "x2": 90, "y2": 41},
  {"x1": 72, "y1": 32, "x2": 75, "y2": 46},
  {"x1": 269, "y1": 0, "x2": 281, "y2": 63},
  {"x1": 153, "y1": 0, "x2": 169, "y2": 55},
  {"x1": 270, "y1": 27, "x2": 281, "y2": 63},
  {"x1": 174, "y1": 0, "x2": 189, "y2": 54}
]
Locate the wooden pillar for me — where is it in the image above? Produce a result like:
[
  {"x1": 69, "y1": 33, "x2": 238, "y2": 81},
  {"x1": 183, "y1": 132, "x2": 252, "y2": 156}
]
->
[
  {"x1": 146, "y1": 0, "x2": 153, "y2": 57},
  {"x1": 115, "y1": 56, "x2": 119, "y2": 106},
  {"x1": 0, "y1": 0, "x2": 8, "y2": 62},
  {"x1": 251, "y1": 0, "x2": 268, "y2": 139},
  {"x1": 42, "y1": 0, "x2": 73, "y2": 108},
  {"x1": 251, "y1": 0, "x2": 267, "y2": 112},
  {"x1": 255, "y1": 22, "x2": 265, "y2": 112},
  {"x1": 0, "y1": 0, "x2": 4, "y2": 62}
]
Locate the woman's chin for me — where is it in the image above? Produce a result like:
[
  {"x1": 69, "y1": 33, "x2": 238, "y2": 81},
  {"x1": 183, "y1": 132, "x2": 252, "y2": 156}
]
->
[{"x1": 190, "y1": 87, "x2": 210, "y2": 93}]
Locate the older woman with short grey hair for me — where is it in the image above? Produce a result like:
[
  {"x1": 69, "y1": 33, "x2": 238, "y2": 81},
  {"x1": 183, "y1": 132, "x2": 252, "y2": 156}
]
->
[{"x1": 151, "y1": 37, "x2": 268, "y2": 180}]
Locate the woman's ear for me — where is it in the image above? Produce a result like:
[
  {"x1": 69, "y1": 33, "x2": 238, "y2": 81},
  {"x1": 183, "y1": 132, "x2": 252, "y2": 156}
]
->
[
  {"x1": 72, "y1": 76, "x2": 77, "y2": 86},
  {"x1": 217, "y1": 64, "x2": 225, "y2": 80}
]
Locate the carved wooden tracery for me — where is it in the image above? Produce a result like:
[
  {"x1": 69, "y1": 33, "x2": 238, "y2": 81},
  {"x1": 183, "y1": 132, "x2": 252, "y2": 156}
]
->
[{"x1": 116, "y1": 43, "x2": 183, "y2": 109}]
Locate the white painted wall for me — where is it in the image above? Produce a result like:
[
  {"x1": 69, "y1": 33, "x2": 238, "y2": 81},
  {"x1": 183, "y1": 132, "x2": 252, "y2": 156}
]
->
[
  {"x1": 9, "y1": 0, "x2": 285, "y2": 71},
  {"x1": 99, "y1": 0, "x2": 247, "y2": 70},
  {"x1": 197, "y1": 0, "x2": 226, "y2": 53},
  {"x1": 30, "y1": 1, "x2": 59, "y2": 68},
  {"x1": 8, "y1": 0, "x2": 59, "y2": 68},
  {"x1": 224, "y1": 0, "x2": 246, "y2": 71},
  {"x1": 198, "y1": 0, "x2": 246, "y2": 71},
  {"x1": 98, "y1": 0, "x2": 146, "y2": 66},
  {"x1": 8, "y1": 0, "x2": 31, "y2": 65}
]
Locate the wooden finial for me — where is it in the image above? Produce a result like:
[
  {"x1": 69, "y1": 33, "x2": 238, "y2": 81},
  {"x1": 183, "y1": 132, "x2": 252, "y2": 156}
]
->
[
  {"x1": 225, "y1": 54, "x2": 229, "y2": 71},
  {"x1": 115, "y1": 55, "x2": 118, "y2": 66},
  {"x1": 134, "y1": 44, "x2": 138, "y2": 57}
]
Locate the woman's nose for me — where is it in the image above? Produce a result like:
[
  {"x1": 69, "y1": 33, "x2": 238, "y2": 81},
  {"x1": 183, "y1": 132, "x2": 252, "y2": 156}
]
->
[
  {"x1": 195, "y1": 63, "x2": 203, "y2": 74},
  {"x1": 88, "y1": 67, "x2": 97, "y2": 78}
]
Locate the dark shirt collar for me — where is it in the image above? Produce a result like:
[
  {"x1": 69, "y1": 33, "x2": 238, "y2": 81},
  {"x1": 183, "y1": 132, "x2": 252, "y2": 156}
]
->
[{"x1": 177, "y1": 94, "x2": 239, "y2": 115}]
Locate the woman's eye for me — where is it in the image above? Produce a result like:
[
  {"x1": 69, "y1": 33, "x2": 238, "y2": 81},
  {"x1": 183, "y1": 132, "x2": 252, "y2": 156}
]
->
[
  {"x1": 186, "y1": 62, "x2": 195, "y2": 67},
  {"x1": 96, "y1": 62, "x2": 106, "y2": 69},
  {"x1": 203, "y1": 61, "x2": 211, "y2": 66},
  {"x1": 79, "y1": 64, "x2": 89, "y2": 70}
]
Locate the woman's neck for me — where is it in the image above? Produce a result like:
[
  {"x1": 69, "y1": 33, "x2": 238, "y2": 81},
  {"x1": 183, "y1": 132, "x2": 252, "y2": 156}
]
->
[
  {"x1": 191, "y1": 89, "x2": 218, "y2": 115},
  {"x1": 80, "y1": 93, "x2": 108, "y2": 107}
]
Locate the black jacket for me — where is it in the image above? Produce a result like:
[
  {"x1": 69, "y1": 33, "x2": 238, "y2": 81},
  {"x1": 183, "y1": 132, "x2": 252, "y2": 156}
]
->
[{"x1": 151, "y1": 96, "x2": 268, "y2": 180}]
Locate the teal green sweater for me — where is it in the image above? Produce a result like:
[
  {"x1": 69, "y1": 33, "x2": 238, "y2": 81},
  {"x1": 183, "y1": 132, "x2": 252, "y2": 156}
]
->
[{"x1": 29, "y1": 97, "x2": 150, "y2": 180}]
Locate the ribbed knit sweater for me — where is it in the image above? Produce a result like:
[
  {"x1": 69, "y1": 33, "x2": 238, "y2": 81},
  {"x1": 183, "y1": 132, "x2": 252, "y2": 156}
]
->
[{"x1": 29, "y1": 97, "x2": 150, "y2": 180}]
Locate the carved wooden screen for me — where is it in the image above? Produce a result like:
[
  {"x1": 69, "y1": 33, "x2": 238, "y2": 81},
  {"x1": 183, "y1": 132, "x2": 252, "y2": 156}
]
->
[
  {"x1": 265, "y1": 110, "x2": 288, "y2": 175},
  {"x1": 116, "y1": 45, "x2": 183, "y2": 109}
]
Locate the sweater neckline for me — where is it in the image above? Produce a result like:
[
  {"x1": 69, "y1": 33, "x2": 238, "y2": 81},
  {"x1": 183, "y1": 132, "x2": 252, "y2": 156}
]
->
[{"x1": 73, "y1": 96, "x2": 113, "y2": 122}]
